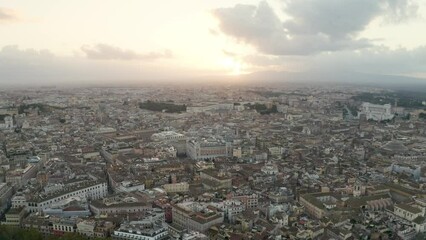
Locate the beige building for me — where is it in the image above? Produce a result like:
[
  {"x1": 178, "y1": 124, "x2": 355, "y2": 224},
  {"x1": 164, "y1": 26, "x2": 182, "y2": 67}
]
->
[
  {"x1": 227, "y1": 193, "x2": 258, "y2": 209},
  {"x1": 200, "y1": 170, "x2": 232, "y2": 190},
  {"x1": 299, "y1": 193, "x2": 327, "y2": 219},
  {"x1": 77, "y1": 220, "x2": 96, "y2": 237},
  {"x1": 52, "y1": 218, "x2": 77, "y2": 235},
  {"x1": 90, "y1": 199, "x2": 151, "y2": 217},
  {"x1": 1, "y1": 207, "x2": 26, "y2": 226},
  {"x1": 186, "y1": 139, "x2": 232, "y2": 160},
  {"x1": 232, "y1": 147, "x2": 242, "y2": 158},
  {"x1": 172, "y1": 202, "x2": 224, "y2": 233},
  {"x1": 5, "y1": 164, "x2": 38, "y2": 188},
  {"x1": 394, "y1": 204, "x2": 424, "y2": 221},
  {"x1": 163, "y1": 182, "x2": 189, "y2": 193}
]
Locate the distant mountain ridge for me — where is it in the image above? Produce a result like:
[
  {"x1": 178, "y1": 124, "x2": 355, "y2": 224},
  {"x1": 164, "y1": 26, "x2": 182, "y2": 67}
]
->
[{"x1": 240, "y1": 70, "x2": 426, "y2": 91}]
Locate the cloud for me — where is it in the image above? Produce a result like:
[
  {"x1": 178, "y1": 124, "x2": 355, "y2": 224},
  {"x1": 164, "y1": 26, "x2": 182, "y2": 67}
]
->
[
  {"x1": 81, "y1": 44, "x2": 172, "y2": 61},
  {"x1": 239, "y1": 46, "x2": 426, "y2": 78},
  {"x1": 282, "y1": 0, "x2": 380, "y2": 38},
  {"x1": 0, "y1": 8, "x2": 20, "y2": 23},
  {"x1": 383, "y1": 0, "x2": 419, "y2": 22},
  {"x1": 0, "y1": 45, "x2": 425, "y2": 86},
  {"x1": 0, "y1": 46, "x2": 71, "y2": 85},
  {"x1": 0, "y1": 45, "x2": 189, "y2": 86},
  {"x1": 212, "y1": 0, "x2": 418, "y2": 56},
  {"x1": 309, "y1": 46, "x2": 426, "y2": 75},
  {"x1": 222, "y1": 50, "x2": 237, "y2": 57},
  {"x1": 0, "y1": 45, "x2": 54, "y2": 58}
]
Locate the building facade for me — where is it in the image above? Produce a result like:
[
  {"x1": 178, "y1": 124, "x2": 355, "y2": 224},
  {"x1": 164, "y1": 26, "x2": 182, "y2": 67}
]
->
[
  {"x1": 163, "y1": 182, "x2": 189, "y2": 193},
  {"x1": 186, "y1": 139, "x2": 232, "y2": 160},
  {"x1": 27, "y1": 181, "x2": 108, "y2": 213},
  {"x1": 172, "y1": 202, "x2": 224, "y2": 233},
  {"x1": 360, "y1": 102, "x2": 394, "y2": 121}
]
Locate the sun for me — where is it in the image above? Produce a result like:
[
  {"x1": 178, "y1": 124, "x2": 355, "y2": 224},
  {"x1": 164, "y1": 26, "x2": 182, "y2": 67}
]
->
[{"x1": 222, "y1": 57, "x2": 243, "y2": 76}]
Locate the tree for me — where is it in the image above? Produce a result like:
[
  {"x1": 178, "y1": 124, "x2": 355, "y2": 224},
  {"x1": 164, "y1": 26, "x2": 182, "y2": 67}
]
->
[
  {"x1": 0, "y1": 225, "x2": 43, "y2": 240},
  {"x1": 415, "y1": 233, "x2": 426, "y2": 240},
  {"x1": 403, "y1": 113, "x2": 411, "y2": 120},
  {"x1": 139, "y1": 101, "x2": 186, "y2": 113}
]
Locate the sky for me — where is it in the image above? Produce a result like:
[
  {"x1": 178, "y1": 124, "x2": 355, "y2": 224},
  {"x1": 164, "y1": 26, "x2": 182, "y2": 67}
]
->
[{"x1": 0, "y1": 0, "x2": 425, "y2": 86}]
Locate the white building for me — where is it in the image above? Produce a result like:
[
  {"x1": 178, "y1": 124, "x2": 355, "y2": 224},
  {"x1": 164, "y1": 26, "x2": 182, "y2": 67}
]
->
[
  {"x1": 11, "y1": 195, "x2": 27, "y2": 209},
  {"x1": 360, "y1": 102, "x2": 394, "y2": 121},
  {"x1": 52, "y1": 218, "x2": 78, "y2": 235},
  {"x1": 113, "y1": 209, "x2": 168, "y2": 240},
  {"x1": 151, "y1": 131, "x2": 186, "y2": 142},
  {"x1": 182, "y1": 231, "x2": 208, "y2": 240},
  {"x1": 391, "y1": 163, "x2": 421, "y2": 180},
  {"x1": 222, "y1": 200, "x2": 245, "y2": 223},
  {"x1": 116, "y1": 181, "x2": 145, "y2": 193},
  {"x1": 261, "y1": 161, "x2": 279, "y2": 175},
  {"x1": 186, "y1": 104, "x2": 233, "y2": 113},
  {"x1": 44, "y1": 183, "x2": 65, "y2": 194},
  {"x1": 276, "y1": 104, "x2": 288, "y2": 113},
  {"x1": 0, "y1": 116, "x2": 13, "y2": 129},
  {"x1": 113, "y1": 222, "x2": 168, "y2": 240},
  {"x1": 26, "y1": 181, "x2": 107, "y2": 213},
  {"x1": 186, "y1": 138, "x2": 232, "y2": 160}
]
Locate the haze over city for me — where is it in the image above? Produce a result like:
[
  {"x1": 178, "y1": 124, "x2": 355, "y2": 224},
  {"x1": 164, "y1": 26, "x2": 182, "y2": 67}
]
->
[{"x1": 0, "y1": 0, "x2": 426, "y2": 87}]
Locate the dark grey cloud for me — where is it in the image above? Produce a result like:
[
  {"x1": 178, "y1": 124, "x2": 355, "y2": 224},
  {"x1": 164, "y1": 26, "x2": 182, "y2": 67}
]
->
[
  {"x1": 0, "y1": 8, "x2": 20, "y2": 23},
  {"x1": 81, "y1": 44, "x2": 172, "y2": 60},
  {"x1": 212, "y1": 0, "x2": 418, "y2": 56},
  {"x1": 283, "y1": 0, "x2": 418, "y2": 36},
  {"x1": 282, "y1": 0, "x2": 380, "y2": 38}
]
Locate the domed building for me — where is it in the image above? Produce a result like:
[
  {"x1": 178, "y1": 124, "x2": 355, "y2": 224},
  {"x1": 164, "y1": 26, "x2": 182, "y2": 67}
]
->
[{"x1": 261, "y1": 161, "x2": 279, "y2": 175}]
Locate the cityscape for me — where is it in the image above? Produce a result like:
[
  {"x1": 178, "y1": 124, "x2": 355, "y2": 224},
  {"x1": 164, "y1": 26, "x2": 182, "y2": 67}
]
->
[
  {"x1": 1, "y1": 1, "x2": 426, "y2": 240},
  {"x1": 1, "y1": 86, "x2": 426, "y2": 240}
]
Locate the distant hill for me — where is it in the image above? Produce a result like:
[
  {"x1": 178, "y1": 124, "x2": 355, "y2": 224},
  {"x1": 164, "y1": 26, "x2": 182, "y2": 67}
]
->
[{"x1": 240, "y1": 70, "x2": 426, "y2": 91}]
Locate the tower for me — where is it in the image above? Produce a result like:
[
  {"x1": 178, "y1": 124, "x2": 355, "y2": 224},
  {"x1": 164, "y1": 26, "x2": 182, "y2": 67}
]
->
[
  {"x1": 170, "y1": 174, "x2": 177, "y2": 184},
  {"x1": 353, "y1": 179, "x2": 365, "y2": 197},
  {"x1": 4, "y1": 116, "x2": 13, "y2": 129}
]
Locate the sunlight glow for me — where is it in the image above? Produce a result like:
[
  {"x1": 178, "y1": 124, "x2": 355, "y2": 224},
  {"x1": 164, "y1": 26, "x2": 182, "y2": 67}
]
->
[{"x1": 222, "y1": 57, "x2": 244, "y2": 76}]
